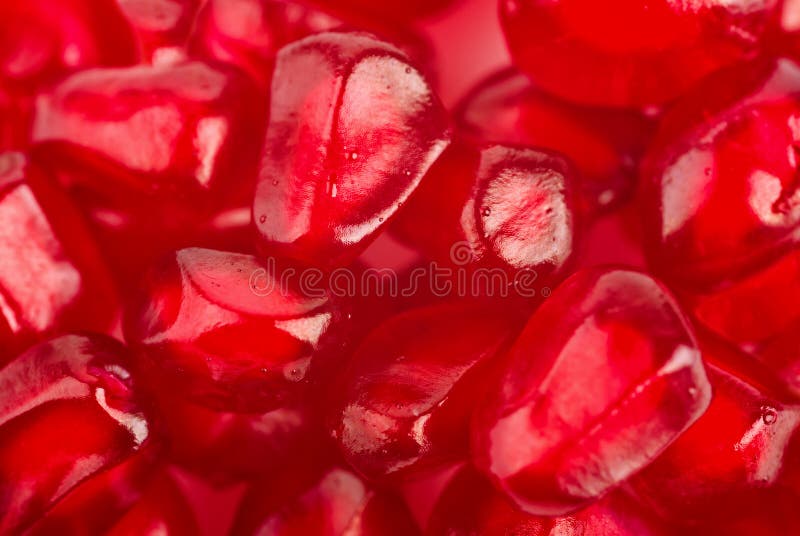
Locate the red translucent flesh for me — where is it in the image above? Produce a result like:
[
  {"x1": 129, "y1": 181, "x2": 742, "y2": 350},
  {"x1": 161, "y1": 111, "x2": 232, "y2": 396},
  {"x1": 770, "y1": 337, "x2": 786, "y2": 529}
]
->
[
  {"x1": 32, "y1": 60, "x2": 264, "y2": 204},
  {"x1": 148, "y1": 379, "x2": 324, "y2": 485},
  {"x1": 116, "y1": 0, "x2": 201, "y2": 64},
  {"x1": 426, "y1": 465, "x2": 666, "y2": 536},
  {"x1": 642, "y1": 58, "x2": 800, "y2": 291},
  {"x1": 0, "y1": 0, "x2": 137, "y2": 90},
  {"x1": 393, "y1": 142, "x2": 578, "y2": 281},
  {"x1": 329, "y1": 302, "x2": 520, "y2": 482},
  {"x1": 471, "y1": 268, "x2": 711, "y2": 516},
  {"x1": 0, "y1": 334, "x2": 149, "y2": 534},
  {"x1": 189, "y1": 0, "x2": 343, "y2": 89},
  {"x1": 499, "y1": 0, "x2": 780, "y2": 108},
  {"x1": 456, "y1": 69, "x2": 656, "y2": 213},
  {"x1": 627, "y1": 353, "x2": 800, "y2": 524},
  {"x1": 253, "y1": 31, "x2": 450, "y2": 269},
  {"x1": 189, "y1": 0, "x2": 438, "y2": 92},
  {"x1": 0, "y1": 84, "x2": 32, "y2": 152},
  {"x1": 233, "y1": 467, "x2": 421, "y2": 536},
  {"x1": 124, "y1": 247, "x2": 347, "y2": 412},
  {"x1": 686, "y1": 247, "x2": 800, "y2": 349},
  {"x1": 306, "y1": 0, "x2": 454, "y2": 22},
  {"x1": 759, "y1": 319, "x2": 800, "y2": 399},
  {"x1": 105, "y1": 470, "x2": 199, "y2": 536},
  {"x1": 0, "y1": 153, "x2": 118, "y2": 361}
]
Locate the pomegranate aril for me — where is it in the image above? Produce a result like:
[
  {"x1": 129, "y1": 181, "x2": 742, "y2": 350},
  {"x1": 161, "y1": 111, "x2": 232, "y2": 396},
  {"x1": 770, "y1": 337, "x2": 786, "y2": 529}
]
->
[
  {"x1": 329, "y1": 302, "x2": 520, "y2": 482},
  {"x1": 427, "y1": 465, "x2": 667, "y2": 536},
  {"x1": 307, "y1": 0, "x2": 454, "y2": 22},
  {"x1": 642, "y1": 58, "x2": 800, "y2": 291},
  {"x1": 233, "y1": 466, "x2": 420, "y2": 535},
  {"x1": 149, "y1": 380, "x2": 323, "y2": 484},
  {"x1": 0, "y1": 152, "x2": 118, "y2": 362},
  {"x1": 471, "y1": 267, "x2": 711, "y2": 515},
  {"x1": 124, "y1": 247, "x2": 349, "y2": 412},
  {"x1": 190, "y1": 0, "x2": 342, "y2": 89},
  {"x1": 392, "y1": 142, "x2": 578, "y2": 290},
  {"x1": 32, "y1": 60, "x2": 263, "y2": 205},
  {"x1": 628, "y1": 337, "x2": 800, "y2": 524},
  {"x1": 253, "y1": 31, "x2": 450, "y2": 269},
  {"x1": 500, "y1": 0, "x2": 781, "y2": 108},
  {"x1": 456, "y1": 68, "x2": 656, "y2": 213},
  {"x1": 0, "y1": 334, "x2": 150, "y2": 534},
  {"x1": 104, "y1": 469, "x2": 199, "y2": 536},
  {"x1": 686, "y1": 248, "x2": 800, "y2": 349},
  {"x1": 116, "y1": 0, "x2": 201, "y2": 64},
  {"x1": 0, "y1": 0, "x2": 137, "y2": 89}
]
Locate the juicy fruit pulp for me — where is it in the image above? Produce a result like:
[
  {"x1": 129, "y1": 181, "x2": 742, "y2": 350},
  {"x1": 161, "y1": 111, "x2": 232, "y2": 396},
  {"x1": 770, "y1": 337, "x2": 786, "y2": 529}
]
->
[
  {"x1": 393, "y1": 142, "x2": 578, "y2": 289},
  {"x1": 233, "y1": 467, "x2": 421, "y2": 535},
  {"x1": 3, "y1": 0, "x2": 800, "y2": 532},
  {"x1": 500, "y1": 0, "x2": 781, "y2": 108},
  {"x1": 124, "y1": 247, "x2": 348, "y2": 412},
  {"x1": 253, "y1": 31, "x2": 450, "y2": 268},
  {"x1": 329, "y1": 302, "x2": 521, "y2": 482},
  {"x1": 471, "y1": 268, "x2": 711, "y2": 515},
  {"x1": 0, "y1": 152, "x2": 118, "y2": 362},
  {"x1": 0, "y1": 335, "x2": 150, "y2": 534},
  {"x1": 456, "y1": 68, "x2": 656, "y2": 213}
]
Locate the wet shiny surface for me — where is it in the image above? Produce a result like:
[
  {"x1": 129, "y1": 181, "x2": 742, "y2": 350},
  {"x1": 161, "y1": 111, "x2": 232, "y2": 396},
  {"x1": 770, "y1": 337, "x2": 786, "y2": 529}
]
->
[
  {"x1": 253, "y1": 31, "x2": 450, "y2": 268},
  {"x1": 471, "y1": 268, "x2": 711, "y2": 515}
]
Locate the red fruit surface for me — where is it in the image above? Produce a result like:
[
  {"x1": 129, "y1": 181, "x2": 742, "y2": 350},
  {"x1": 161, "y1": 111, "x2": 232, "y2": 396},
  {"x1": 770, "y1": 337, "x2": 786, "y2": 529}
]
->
[
  {"x1": 628, "y1": 339, "x2": 800, "y2": 524},
  {"x1": 427, "y1": 465, "x2": 666, "y2": 535},
  {"x1": 642, "y1": 58, "x2": 800, "y2": 291},
  {"x1": 500, "y1": 0, "x2": 781, "y2": 108},
  {"x1": 471, "y1": 268, "x2": 711, "y2": 515},
  {"x1": 393, "y1": 142, "x2": 578, "y2": 291},
  {"x1": 32, "y1": 60, "x2": 263, "y2": 206},
  {"x1": 0, "y1": 0, "x2": 137, "y2": 89},
  {"x1": 0, "y1": 84, "x2": 32, "y2": 152},
  {"x1": 233, "y1": 466, "x2": 421, "y2": 535},
  {"x1": 456, "y1": 69, "x2": 656, "y2": 212},
  {"x1": 0, "y1": 152, "x2": 118, "y2": 361},
  {"x1": 686, "y1": 248, "x2": 800, "y2": 349},
  {"x1": 308, "y1": 0, "x2": 455, "y2": 22},
  {"x1": 329, "y1": 302, "x2": 520, "y2": 482},
  {"x1": 104, "y1": 470, "x2": 199, "y2": 536},
  {"x1": 190, "y1": 0, "x2": 342, "y2": 89},
  {"x1": 149, "y1": 381, "x2": 324, "y2": 484},
  {"x1": 116, "y1": 0, "x2": 201, "y2": 64},
  {"x1": 758, "y1": 318, "x2": 800, "y2": 399},
  {"x1": 0, "y1": 334, "x2": 150, "y2": 534},
  {"x1": 124, "y1": 247, "x2": 349, "y2": 412},
  {"x1": 253, "y1": 31, "x2": 450, "y2": 269}
]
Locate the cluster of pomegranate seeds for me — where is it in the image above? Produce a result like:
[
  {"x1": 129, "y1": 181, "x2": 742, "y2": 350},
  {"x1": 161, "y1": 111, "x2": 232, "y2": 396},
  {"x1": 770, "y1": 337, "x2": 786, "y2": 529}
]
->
[{"x1": 4, "y1": 0, "x2": 800, "y2": 533}]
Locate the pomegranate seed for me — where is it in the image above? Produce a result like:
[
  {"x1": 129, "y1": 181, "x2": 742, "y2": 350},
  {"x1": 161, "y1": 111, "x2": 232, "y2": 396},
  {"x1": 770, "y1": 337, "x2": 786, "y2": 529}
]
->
[
  {"x1": 329, "y1": 302, "x2": 521, "y2": 482},
  {"x1": 427, "y1": 465, "x2": 667, "y2": 535},
  {"x1": 32, "y1": 60, "x2": 263, "y2": 204},
  {"x1": 0, "y1": 334, "x2": 150, "y2": 534},
  {"x1": 686, "y1": 248, "x2": 800, "y2": 349},
  {"x1": 307, "y1": 0, "x2": 454, "y2": 22},
  {"x1": 471, "y1": 268, "x2": 711, "y2": 515},
  {"x1": 116, "y1": 0, "x2": 201, "y2": 64},
  {"x1": 124, "y1": 247, "x2": 349, "y2": 412},
  {"x1": 233, "y1": 466, "x2": 420, "y2": 535},
  {"x1": 190, "y1": 0, "x2": 437, "y2": 91},
  {"x1": 392, "y1": 142, "x2": 578, "y2": 290},
  {"x1": 0, "y1": 0, "x2": 137, "y2": 89},
  {"x1": 628, "y1": 337, "x2": 800, "y2": 524},
  {"x1": 456, "y1": 68, "x2": 656, "y2": 212},
  {"x1": 499, "y1": 0, "x2": 781, "y2": 108},
  {"x1": 104, "y1": 469, "x2": 199, "y2": 535},
  {"x1": 253, "y1": 31, "x2": 450, "y2": 269},
  {"x1": 642, "y1": 58, "x2": 800, "y2": 291},
  {"x1": 0, "y1": 152, "x2": 118, "y2": 361},
  {"x1": 148, "y1": 378, "x2": 324, "y2": 484}
]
